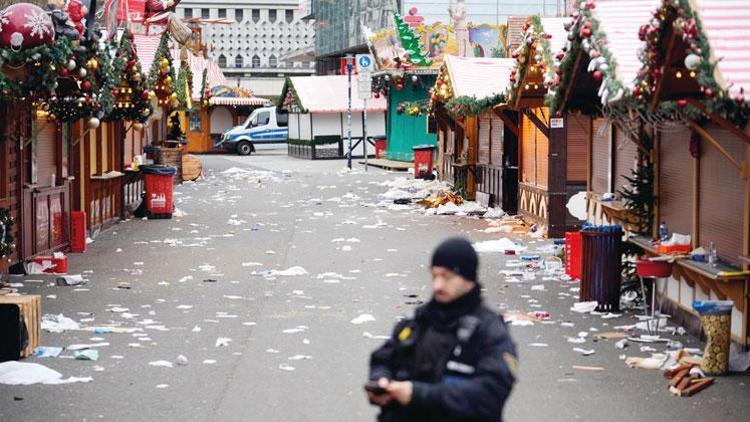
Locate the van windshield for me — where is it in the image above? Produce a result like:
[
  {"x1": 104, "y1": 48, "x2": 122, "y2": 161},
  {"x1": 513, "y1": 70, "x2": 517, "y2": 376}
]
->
[{"x1": 243, "y1": 114, "x2": 256, "y2": 129}]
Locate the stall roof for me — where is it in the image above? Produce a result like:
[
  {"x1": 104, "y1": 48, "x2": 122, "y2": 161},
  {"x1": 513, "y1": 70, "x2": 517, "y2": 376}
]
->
[
  {"x1": 540, "y1": 17, "x2": 570, "y2": 57},
  {"x1": 284, "y1": 75, "x2": 387, "y2": 113},
  {"x1": 444, "y1": 55, "x2": 516, "y2": 99},
  {"x1": 211, "y1": 96, "x2": 271, "y2": 106},
  {"x1": 696, "y1": 0, "x2": 750, "y2": 97},
  {"x1": 593, "y1": 0, "x2": 660, "y2": 89},
  {"x1": 133, "y1": 34, "x2": 161, "y2": 75}
]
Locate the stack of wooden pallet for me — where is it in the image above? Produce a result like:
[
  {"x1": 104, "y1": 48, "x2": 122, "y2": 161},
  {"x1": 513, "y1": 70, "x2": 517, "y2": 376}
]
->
[
  {"x1": 665, "y1": 363, "x2": 715, "y2": 397},
  {"x1": 0, "y1": 294, "x2": 41, "y2": 358}
]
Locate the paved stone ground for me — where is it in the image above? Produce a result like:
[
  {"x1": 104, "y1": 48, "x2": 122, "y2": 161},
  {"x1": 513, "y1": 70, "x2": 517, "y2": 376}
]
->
[{"x1": 1, "y1": 148, "x2": 748, "y2": 421}]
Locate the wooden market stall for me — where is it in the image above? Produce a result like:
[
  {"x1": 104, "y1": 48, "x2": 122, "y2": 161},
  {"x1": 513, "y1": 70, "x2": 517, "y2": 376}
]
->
[
  {"x1": 432, "y1": 55, "x2": 517, "y2": 210},
  {"x1": 547, "y1": 0, "x2": 659, "y2": 231},
  {"x1": 504, "y1": 16, "x2": 582, "y2": 238},
  {"x1": 628, "y1": 0, "x2": 750, "y2": 345},
  {"x1": 279, "y1": 75, "x2": 386, "y2": 160}
]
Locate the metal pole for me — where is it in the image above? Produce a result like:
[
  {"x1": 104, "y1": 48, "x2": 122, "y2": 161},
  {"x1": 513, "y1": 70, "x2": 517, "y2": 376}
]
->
[
  {"x1": 347, "y1": 55, "x2": 353, "y2": 169},
  {"x1": 363, "y1": 98, "x2": 368, "y2": 172}
]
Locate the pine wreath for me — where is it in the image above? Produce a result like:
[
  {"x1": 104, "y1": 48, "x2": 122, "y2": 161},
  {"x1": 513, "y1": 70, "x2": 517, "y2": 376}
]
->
[{"x1": 0, "y1": 208, "x2": 15, "y2": 258}]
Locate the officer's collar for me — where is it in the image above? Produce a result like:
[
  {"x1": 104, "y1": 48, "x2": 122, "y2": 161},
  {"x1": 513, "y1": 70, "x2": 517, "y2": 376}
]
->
[{"x1": 417, "y1": 284, "x2": 482, "y2": 324}]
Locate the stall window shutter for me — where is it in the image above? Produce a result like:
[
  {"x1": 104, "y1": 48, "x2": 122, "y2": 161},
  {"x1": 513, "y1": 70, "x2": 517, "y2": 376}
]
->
[{"x1": 35, "y1": 119, "x2": 57, "y2": 187}]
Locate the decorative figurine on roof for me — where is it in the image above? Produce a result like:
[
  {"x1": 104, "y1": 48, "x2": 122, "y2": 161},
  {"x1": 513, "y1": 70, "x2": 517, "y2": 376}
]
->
[
  {"x1": 448, "y1": 0, "x2": 469, "y2": 57},
  {"x1": 65, "y1": 0, "x2": 87, "y2": 37},
  {"x1": 403, "y1": 8, "x2": 424, "y2": 28},
  {"x1": 145, "y1": 0, "x2": 182, "y2": 22},
  {"x1": 47, "y1": 0, "x2": 80, "y2": 42}
]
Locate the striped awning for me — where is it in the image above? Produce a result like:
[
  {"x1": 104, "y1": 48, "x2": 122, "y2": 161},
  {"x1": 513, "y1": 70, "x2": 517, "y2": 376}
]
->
[
  {"x1": 444, "y1": 55, "x2": 516, "y2": 99},
  {"x1": 695, "y1": 0, "x2": 750, "y2": 97},
  {"x1": 133, "y1": 34, "x2": 161, "y2": 75},
  {"x1": 593, "y1": 0, "x2": 661, "y2": 89},
  {"x1": 170, "y1": 48, "x2": 228, "y2": 100},
  {"x1": 210, "y1": 97, "x2": 271, "y2": 106}
]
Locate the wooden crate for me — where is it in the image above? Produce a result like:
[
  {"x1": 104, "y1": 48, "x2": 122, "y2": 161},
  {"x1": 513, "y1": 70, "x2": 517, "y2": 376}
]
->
[{"x1": 0, "y1": 295, "x2": 41, "y2": 358}]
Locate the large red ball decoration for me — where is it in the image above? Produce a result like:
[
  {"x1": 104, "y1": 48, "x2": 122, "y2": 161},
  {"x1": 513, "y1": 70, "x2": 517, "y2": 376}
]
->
[
  {"x1": 0, "y1": 3, "x2": 55, "y2": 50},
  {"x1": 82, "y1": 80, "x2": 92, "y2": 91},
  {"x1": 592, "y1": 70, "x2": 603, "y2": 81}
]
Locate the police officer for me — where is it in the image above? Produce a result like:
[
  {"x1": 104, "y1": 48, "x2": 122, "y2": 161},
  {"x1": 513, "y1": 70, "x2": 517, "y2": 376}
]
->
[{"x1": 367, "y1": 237, "x2": 517, "y2": 422}]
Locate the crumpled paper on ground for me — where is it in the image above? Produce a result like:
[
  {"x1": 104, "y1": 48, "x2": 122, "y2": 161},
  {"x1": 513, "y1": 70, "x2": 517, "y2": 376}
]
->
[{"x1": 0, "y1": 361, "x2": 92, "y2": 385}]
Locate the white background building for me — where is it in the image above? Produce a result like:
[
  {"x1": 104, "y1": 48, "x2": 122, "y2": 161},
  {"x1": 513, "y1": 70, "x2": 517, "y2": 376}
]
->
[{"x1": 177, "y1": 0, "x2": 316, "y2": 98}]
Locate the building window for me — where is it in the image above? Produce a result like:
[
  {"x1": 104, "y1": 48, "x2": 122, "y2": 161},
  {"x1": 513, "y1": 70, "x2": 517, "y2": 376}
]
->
[
  {"x1": 218, "y1": 55, "x2": 227, "y2": 68},
  {"x1": 201, "y1": 8, "x2": 209, "y2": 19},
  {"x1": 218, "y1": 9, "x2": 226, "y2": 18},
  {"x1": 285, "y1": 10, "x2": 293, "y2": 23},
  {"x1": 252, "y1": 55, "x2": 260, "y2": 68},
  {"x1": 184, "y1": 8, "x2": 193, "y2": 19},
  {"x1": 235, "y1": 9, "x2": 243, "y2": 22},
  {"x1": 269, "y1": 55, "x2": 277, "y2": 68},
  {"x1": 235, "y1": 55, "x2": 243, "y2": 68},
  {"x1": 252, "y1": 9, "x2": 260, "y2": 23},
  {"x1": 269, "y1": 9, "x2": 277, "y2": 23}
]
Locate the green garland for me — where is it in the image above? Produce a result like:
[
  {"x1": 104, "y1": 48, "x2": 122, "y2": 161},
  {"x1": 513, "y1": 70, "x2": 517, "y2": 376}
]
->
[
  {"x1": 0, "y1": 38, "x2": 73, "y2": 100},
  {"x1": 49, "y1": 41, "x2": 119, "y2": 123},
  {"x1": 397, "y1": 99, "x2": 431, "y2": 116},
  {"x1": 547, "y1": 1, "x2": 630, "y2": 115},
  {"x1": 148, "y1": 32, "x2": 177, "y2": 108},
  {"x1": 278, "y1": 77, "x2": 307, "y2": 113},
  {"x1": 446, "y1": 94, "x2": 505, "y2": 117},
  {"x1": 394, "y1": 12, "x2": 432, "y2": 67},
  {"x1": 0, "y1": 207, "x2": 14, "y2": 258},
  {"x1": 508, "y1": 16, "x2": 556, "y2": 103},
  {"x1": 176, "y1": 62, "x2": 193, "y2": 109},
  {"x1": 634, "y1": 0, "x2": 750, "y2": 126},
  {"x1": 108, "y1": 29, "x2": 153, "y2": 123}
]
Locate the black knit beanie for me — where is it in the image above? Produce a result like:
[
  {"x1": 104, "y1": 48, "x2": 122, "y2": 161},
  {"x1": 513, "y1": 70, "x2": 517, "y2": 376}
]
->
[{"x1": 431, "y1": 237, "x2": 479, "y2": 283}]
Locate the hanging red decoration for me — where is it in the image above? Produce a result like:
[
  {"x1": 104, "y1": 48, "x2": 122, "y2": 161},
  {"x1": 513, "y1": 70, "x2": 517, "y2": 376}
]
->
[
  {"x1": 0, "y1": 3, "x2": 55, "y2": 50},
  {"x1": 677, "y1": 99, "x2": 688, "y2": 107},
  {"x1": 592, "y1": 70, "x2": 602, "y2": 81},
  {"x1": 81, "y1": 80, "x2": 92, "y2": 91}
]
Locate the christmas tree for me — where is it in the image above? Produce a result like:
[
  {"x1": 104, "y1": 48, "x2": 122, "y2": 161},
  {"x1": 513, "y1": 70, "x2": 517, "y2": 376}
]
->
[
  {"x1": 148, "y1": 32, "x2": 178, "y2": 109},
  {"x1": 394, "y1": 12, "x2": 432, "y2": 67},
  {"x1": 109, "y1": 29, "x2": 153, "y2": 123}
]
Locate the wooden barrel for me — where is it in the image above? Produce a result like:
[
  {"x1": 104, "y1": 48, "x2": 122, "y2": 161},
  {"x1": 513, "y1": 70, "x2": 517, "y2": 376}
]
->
[{"x1": 182, "y1": 154, "x2": 203, "y2": 181}]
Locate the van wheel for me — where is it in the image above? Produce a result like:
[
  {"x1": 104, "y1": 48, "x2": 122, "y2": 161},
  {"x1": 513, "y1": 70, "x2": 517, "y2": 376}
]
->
[{"x1": 236, "y1": 141, "x2": 253, "y2": 156}]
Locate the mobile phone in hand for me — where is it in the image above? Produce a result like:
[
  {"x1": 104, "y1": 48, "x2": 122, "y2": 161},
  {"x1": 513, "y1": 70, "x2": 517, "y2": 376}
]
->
[{"x1": 364, "y1": 380, "x2": 388, "y2": 395}]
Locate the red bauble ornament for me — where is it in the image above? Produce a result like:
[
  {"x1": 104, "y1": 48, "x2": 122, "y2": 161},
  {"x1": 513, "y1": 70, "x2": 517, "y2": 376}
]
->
[
  {"x1": 632, "y1": 86, "x2": 641, "y2": 96},
  {"x1": 677, "y1": 99, "x2": 688, "y2": 107},
  {"x1": 431, "y1": 95, "x2": 438, "y2": 101},
  {"x1": 581, "y1": 27, "x2": 592, "y2": 38},
  {"x1": 82, "y1": 80, "x2": 92, "y2": 91},
  {"x1": 112, "y1": 87, "x2": 120, "y2": 95},
  {"x1": 522, "y1": 23, "x2": 530, "y2": 31},
  {"x1": 542, "y1": 33, "x2": 552, "y2": 39},
  {"x1": 436, "y1": 79, "x2": 444, "y2": 86},
  {"x1": 704, "y1": 88, "x2": 713, "y2": 97},
  {"x1": 592, "y1": 70, "x2": 603, "y2": 81},
  {"x1": 374, "y1": 93, "x2": 380, "y2": 98},
  {"x1": 586, "y1": 1, "x2": 596, "y2": 9},
  {"x1": 142, "y1": 89, "x2": 150, "y2": 100},
  {"x1": 59, "y1": 67, "x2": 69, "y2": 77},
  {"x1": 556, "y1": 52, "x2": 565, "y2": 60},
  {"x1": 0, "y1": 3, "x2": 55, "y2": 50}
]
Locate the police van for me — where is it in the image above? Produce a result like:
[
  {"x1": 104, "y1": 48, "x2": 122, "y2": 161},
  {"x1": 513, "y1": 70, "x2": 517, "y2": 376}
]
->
[{"x1": 218, "y1": 105, "x2": 289, "y2": 155}]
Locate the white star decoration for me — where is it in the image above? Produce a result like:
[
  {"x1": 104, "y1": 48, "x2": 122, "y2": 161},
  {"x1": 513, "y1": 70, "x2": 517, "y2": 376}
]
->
[
  {"x1": 23, "y1": 10, "x2": 52, "y2": 40},
  {"x1": 0, "y1": 9, "x2": 10, "y2": 33}
]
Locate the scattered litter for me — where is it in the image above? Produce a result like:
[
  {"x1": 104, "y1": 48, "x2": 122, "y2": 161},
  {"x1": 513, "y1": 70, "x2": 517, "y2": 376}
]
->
[
  {"x1": 473, "y1": 238, "x2": 527, "y2": 254},
  {"x1": 363, "y1": 332, "x2": 390, "y2": 340},
  {"x1": 351, "y1": 314, "x2": 376, "y2": 324},
  {"x1": 288, "y1": 355, "x2": 312, "y2": 361},
  {"x1": 573, "y1": 348, "x2": 596, "y2": 356},
  {"x1": 572, "y1": 365, "x2": 604, "y2": 371},
  {"x1": 278, "y1": 363, "x2": 296, "y2": 371},
  {"x1": 203, "y1": 360, "x2": 217, "y2": 365},
  {"x1": 0, "y1": 362, "x2": 92, "y2": 385},
  {"x1": 156, "y1": 384, "x2": 169, "y2": 389},
  {"x1": 149, "y1": 360, "x2": 174, "y2": 368},
  {"x1": 33, "y1": 347, "x2": 63, "y2": 358},
  {"x1": 56, "y1": 275, "x2": 86, "y2": 286},
  {"x1": 215, "y1": 337, "x2": 232, "y2": 347},
  {"x1": 283, "y1": 326, "x2": 308, "y2": 334},
  {"x1": 571, "y1": 301, "x2": 598, "y2": 314},
  {"x1": 528, "y1": 343, "x2": 549, "y2": 348},
  {"x1": 41, "y1": 314, "x2": 80, "y2": 333},
  {"x1": 176, "y1": 355, "x2": 189, "y2": 366},
  {"x1": 74, "y1": 350, "x2": 99, "y2": 361}
]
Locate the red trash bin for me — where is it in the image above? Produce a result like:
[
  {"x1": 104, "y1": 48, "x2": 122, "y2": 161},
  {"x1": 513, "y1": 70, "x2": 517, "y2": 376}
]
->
[
  {"x1": 70, "y1": 211, "x2": 87, "y2": 253},
  {"x1": 142, "y1": 165, "x2": 177, "y2": 219},
  {"x1": 412, "y1": 145, "x2": 436, "y2": 179},
  {"x1": 565, "y1": 231, "x2": 582, "y2": 280},
  {"x1": 374, "y1": 137, "x2": 387, "y2": 158}
]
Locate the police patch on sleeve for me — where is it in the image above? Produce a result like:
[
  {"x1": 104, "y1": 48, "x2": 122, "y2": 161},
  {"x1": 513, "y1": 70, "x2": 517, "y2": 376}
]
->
[
  {"x1": 503, "y1": 352, "x2": 519, "y2": 378},
  {"x1": 398, "y1": 326, "x2": 412, "y2": 342}
]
